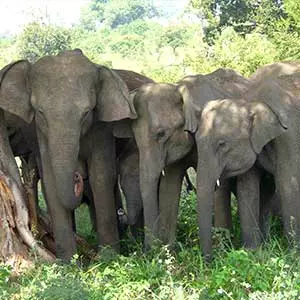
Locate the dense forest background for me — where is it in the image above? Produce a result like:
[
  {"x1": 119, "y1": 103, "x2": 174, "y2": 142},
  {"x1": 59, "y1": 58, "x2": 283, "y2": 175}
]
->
[{"x1": 1, "y1": 0, "x2": 300, "y2": 81}]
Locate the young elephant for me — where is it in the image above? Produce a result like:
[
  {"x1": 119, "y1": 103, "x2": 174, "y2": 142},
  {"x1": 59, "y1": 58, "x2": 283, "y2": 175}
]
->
[
  {"x1": 184, "y1": 75, "x2": 300, "y2": 259},
  {"x1": 126, "y1": 70, "x2": 249, "y2": 249},
  {"x1": 0, "y1": 49, "x2": 136, "y2": 261}
]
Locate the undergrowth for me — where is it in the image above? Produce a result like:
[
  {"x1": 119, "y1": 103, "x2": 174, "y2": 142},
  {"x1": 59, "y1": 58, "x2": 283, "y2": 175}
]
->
[{"x1": 1, "y1": 191, "x2": 300, "y2": 299}]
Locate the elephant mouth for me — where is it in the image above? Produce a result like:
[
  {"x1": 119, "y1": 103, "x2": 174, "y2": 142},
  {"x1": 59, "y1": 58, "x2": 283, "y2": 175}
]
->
[{"x1": 73, "y1": 171, "x2": 84, "y2": 198}]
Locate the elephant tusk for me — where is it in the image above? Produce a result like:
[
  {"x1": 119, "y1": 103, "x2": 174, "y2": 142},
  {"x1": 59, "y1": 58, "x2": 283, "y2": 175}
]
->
[
  {"x1": 117, "y1": 208, "x2": 125, "y2": 216},
  {"x1": 117, "y1": 208, "x2": 128, "y2": 225},
  {"x1": 216, "y1": 179, "x2": 220, "y2": 187},
  {"x1": 162, "y1": 169, "x2": 165, "y2": 176}
]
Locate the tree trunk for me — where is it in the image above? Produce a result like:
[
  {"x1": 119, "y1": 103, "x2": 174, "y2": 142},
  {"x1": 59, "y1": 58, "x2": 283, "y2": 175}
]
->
[
  {"x1": 0, "y1": 169, "x2": 55, "y2": 268},
  {"x1": 0, "y1": 108, "x2": 55, "y2": 269}
]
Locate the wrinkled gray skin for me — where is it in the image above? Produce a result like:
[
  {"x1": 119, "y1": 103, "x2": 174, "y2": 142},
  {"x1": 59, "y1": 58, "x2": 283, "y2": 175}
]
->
[
  {"x1": 186, "y1": 75, "x2": 300, "y2": 259},
  {"x1": 113, "y1": 69, "x2": 154, "y2": 233},
  {"x1": 9, "y1": 130, "x2": 143, "y2": 238},
  {"x1": 206, "y1": 69, "x2": 281, "y2": 247},
  {"x1": 0, "y1": 50, "x2": 136, "y2": 261},
  {"x1": 130, "y1": 83, "x2": 196, "y2": 248},
  {"x1": 7, "y1": 67, "x2": 153, "y2": 250},
  {"x1": 127, "y1": 69, "x2": 247, "y2": 249},
  {"x1": 250, "y1": 61, "x2": 300, "y2": 82},
  {"x1": 204, "y1": 68, "x2": 252, "y2": 231}
]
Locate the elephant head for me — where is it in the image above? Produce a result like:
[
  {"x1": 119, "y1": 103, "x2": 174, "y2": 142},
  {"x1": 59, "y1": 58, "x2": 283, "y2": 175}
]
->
[
  {"x1": 0, "y1": 49, "x2": 136, "y2": 212},
  {"x1": 184, "y1": 79, "x2": 289, "y2": 259}
]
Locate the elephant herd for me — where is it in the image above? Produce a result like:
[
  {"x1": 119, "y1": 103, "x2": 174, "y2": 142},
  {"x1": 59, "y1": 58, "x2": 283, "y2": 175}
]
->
[{"x1": 1, "y1": 49, "x2": 300, "y2": 262}]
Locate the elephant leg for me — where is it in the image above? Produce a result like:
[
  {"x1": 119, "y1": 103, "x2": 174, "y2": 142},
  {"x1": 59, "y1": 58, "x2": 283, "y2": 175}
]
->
[
  {"x1": 237, "y1": 166, "x2": 262, "y2": 248},
  {"x1": 87, "y1": 124, "x2": 120, "y2": 252},
  {"x1": 130, "y1": 210, "x2": 144, "y2": 240},
  {"x1": 214, "y1": 179, "x2": 232, "y2": 230},
  {"x1": 259, "y1": 172, "x2": 276, "y2": 240},
  {"x1": 275, "y1": 143, "x2": 300, "y2": 248},
  {"x1": 158, "y1": 162, "x2": 185, "y2": 245},
  {"x1": 119, "y1": 149, "x2": 143, "y2": 238}
]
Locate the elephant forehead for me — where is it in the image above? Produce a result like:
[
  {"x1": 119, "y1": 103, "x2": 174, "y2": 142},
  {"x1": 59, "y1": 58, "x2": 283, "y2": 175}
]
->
[
  {"x1": 201, "y1": 100, "x2": 249, "y2": 135},
  {"x1": 149, "y1": 103, "x2": 184, "y2": 131},
  {"x1": 33, "y1": 54, "x2": 97, "y2": 77},
  {"x1": 143, "y1": 84, "x2": 182, "y2": 112}
]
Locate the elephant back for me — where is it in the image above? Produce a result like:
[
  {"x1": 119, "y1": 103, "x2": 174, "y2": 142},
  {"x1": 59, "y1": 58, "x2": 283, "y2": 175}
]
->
[
  {"x1": 113, "y1": 69, "x2": 154, "y2": 92},
  {"x1": 206, "y1": 68, "x2": 251, "y2": 97},
  {"x1": 250, "y1": 61, "x2": 300, "y2": 83}
]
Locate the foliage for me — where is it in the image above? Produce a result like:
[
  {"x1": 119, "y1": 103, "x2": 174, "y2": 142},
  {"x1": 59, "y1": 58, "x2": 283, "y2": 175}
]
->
[
  {"x1": 80, "y1": 0, "x2": 160, "y2": 30},
  {"x1": 210, "y1": 27, "x2": 279, "y2": 76},
  {"x1": 0, "y1": 0, "x2": 296, "y2": 82},
  {"x1": 17, "y1": 22, "x2": 72, "y2": 62},
  {"x1": 190, "y1": 0, "x2": 290, "y2": 43},
  {"x1": 0, "y1": 37, "x2": 18, "y2": 68},
  {"x1": 2, "y1": 191, "x2": 300, "y2": 299}
]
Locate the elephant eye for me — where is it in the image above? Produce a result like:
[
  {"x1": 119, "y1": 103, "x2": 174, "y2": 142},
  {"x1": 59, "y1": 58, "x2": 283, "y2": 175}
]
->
[
  {"x1": 217, "y1": 140, "x2": 226, "y2": 147},
  {"x1": 38, "y1": 108, "x2": 44, "y2": 115},
  {"x1": 155, "y1": 128, "x2": 166, "y2": 140},
  {"x1": 216, "y1": 140, "x2": 228, "y2": 152}
]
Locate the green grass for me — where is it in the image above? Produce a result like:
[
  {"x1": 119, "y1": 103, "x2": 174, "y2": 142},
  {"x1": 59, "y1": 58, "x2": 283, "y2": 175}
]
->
[{"x1": 1, "y1": 192, "x2": 300, "y2": 299}]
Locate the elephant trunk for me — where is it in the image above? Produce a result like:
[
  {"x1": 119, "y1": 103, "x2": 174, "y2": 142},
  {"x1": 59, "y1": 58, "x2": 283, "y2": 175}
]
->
[
  {"x1": 139, "y1": 147, "x2": 165, "y2": 248},
  {"x1": 49, "y1": 133, "x2": 83, "y2": 211},
  {"x1": 196, "y1": 146, "x2": 221, "y2": 260}
]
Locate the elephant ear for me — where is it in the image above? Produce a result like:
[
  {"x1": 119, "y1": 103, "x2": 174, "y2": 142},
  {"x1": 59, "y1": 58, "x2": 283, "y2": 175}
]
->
[
  {"x1": 178, "y1": 84, "x2": 200, "y2": 134},
  {"x1": 249, "y1": 101, "x2": 288, "y2": 154},
  {"x1": 178, "y1": 75, "x2": 234, "y2": 134},
  {"x1": 112, "y1": 91, "x2": 135, "y2": 138},
  {"x1": 96, "y1": 65, "x2": 137, "y2": 122},
  {"x1": 0, "y1": 60, "x2": 33, "y2": 123}
]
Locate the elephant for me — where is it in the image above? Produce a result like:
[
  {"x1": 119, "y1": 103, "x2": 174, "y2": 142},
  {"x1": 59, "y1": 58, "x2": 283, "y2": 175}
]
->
[
  {"x1": 204, "y1": 69, "x2": 280, "y2": 236},
  {"x1": 184, "y1": 74, "x2": 300, "y2": 259},
  {"x1": 250, "y1": 60, "x2": 300, "y2": 82},
  {"x1": 0, "y1": 49, "x2": 137, "y2": 261},
  {"x1": 203, "y1": 68, "x2": 252, "y2": 230},
  {"x1": 122, "y1": 68, "x2": 249, "y2": 249},
  {"x1": 6, "y1": 66, "x2": 155, "y2": 254},
  {"x1": 129, "y1": 83, "x2": 196, "y2": 248}
]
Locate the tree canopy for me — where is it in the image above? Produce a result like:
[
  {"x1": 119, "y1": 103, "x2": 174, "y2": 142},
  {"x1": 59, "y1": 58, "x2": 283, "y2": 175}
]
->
[{"x1": 0, "y1": 0, "x2": 299, "y2": 80}]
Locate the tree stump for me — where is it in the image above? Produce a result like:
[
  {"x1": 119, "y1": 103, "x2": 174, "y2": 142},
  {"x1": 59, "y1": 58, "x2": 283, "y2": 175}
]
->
[
  {"x1": 0, "y1": 109, "x2": 55, "y2": 269},
  {"x1": 0, "y1": 170, "x2": 55, "y2": 270}
]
